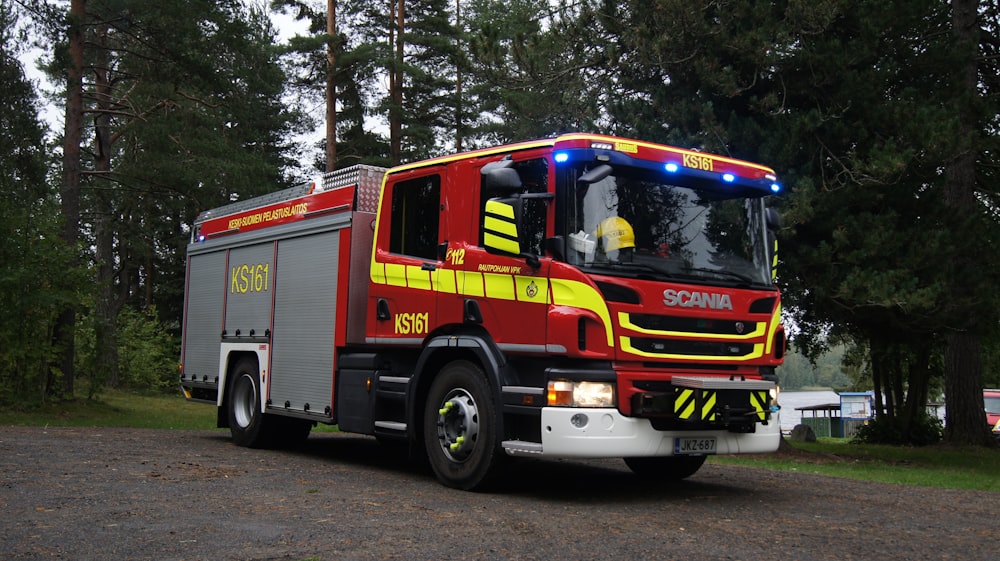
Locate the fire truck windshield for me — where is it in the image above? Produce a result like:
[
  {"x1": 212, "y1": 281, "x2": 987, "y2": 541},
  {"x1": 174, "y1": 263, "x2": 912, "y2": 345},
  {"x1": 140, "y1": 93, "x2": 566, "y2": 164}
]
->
[{"x1": 562, "y1": 164, "x2": 773, "y2": 288}]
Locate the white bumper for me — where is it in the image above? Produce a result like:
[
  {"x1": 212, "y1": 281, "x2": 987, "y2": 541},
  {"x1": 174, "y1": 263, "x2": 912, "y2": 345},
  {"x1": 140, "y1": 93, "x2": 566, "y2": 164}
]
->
[{"x1": 506, "y1": 407, "x2": 780, "y2": 458}]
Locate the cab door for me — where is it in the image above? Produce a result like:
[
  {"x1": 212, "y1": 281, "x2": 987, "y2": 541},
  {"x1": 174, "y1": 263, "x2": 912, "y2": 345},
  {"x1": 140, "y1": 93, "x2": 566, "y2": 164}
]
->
[
  {"x1": 369, "y1": 167, "x2": 445, "y2": 344},
  {"x1": 452, "y1": 155, "x2": 553, "y2": 351}
]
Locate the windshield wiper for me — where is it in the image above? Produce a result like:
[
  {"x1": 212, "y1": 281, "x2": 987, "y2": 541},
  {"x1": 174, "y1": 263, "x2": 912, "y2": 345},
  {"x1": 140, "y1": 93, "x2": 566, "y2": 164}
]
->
[
  {"x1": 680, "y1": 266, "x2": 755, "y2": 285},
  {"x1": 584, "y1": 261, "x2": 667, "y2": 280}
]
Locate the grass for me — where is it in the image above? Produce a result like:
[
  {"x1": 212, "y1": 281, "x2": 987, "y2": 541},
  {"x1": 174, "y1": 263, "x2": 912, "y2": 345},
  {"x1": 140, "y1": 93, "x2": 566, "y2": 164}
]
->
[
  {"x1": 2, "y1": 391, "x2": 997, "y2": 492},
  {"x1": 710, "y1": 437, "x2": 1000, "y2": 492},
  {"x1": 0, "y1": 388, "x2": 343, "y2": 432},
  {"x1": 0, "y1": 389, "x2": 220, "y2": 430}
]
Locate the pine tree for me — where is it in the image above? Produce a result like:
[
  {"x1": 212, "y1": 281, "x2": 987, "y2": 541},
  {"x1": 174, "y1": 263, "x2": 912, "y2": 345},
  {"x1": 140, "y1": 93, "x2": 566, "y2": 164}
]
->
[
  {"x1": 601, "y1": 0, "x2": 1000, "y2": 444},
  {"x1": 42, "y1": 0, "x2": 300, "y2": 391},
  {"x1": 0, "y1": 0, "x2": 77, "y2": 403}
]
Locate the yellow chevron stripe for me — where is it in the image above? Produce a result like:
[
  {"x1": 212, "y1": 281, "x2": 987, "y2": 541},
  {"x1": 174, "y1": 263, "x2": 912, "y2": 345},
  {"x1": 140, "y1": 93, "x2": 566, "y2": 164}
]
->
[
  {"x1": 485, "y1": 199, "x2": 515, "y2": 219},
  {"x1": 675, "y1": 388, "x2": 695, "y2": 419},
  {"x1": 751, "y1": 390, "x2": 768, "y2": 421},
  {"x1": 702, "y1": 390, "x2": 717, "y2": 421},
  {"x1": 483, "y1": 232, "x2": 520, "y2": 255}
]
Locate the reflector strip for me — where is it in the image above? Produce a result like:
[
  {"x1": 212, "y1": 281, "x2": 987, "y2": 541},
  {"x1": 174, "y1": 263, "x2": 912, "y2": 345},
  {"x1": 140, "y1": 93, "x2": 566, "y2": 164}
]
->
[
  {"x1": 675, "y1": 388, "x2": 696, "y2": 419},
  {"x1": 751, "y1": 390, "x2": 769, "y2": 421},
  {"x1": 702, "y1": 390, "x2": 717, "y2": 421}
]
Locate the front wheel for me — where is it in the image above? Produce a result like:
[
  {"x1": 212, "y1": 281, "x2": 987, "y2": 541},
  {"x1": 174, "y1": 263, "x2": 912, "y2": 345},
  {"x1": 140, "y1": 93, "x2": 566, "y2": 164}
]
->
[
  {"x1": 423, "y1": 361, "x2": 503, "y2": 490},
  {"x1": 624, "y1": 455, "x2": 707, "y2": 480}
]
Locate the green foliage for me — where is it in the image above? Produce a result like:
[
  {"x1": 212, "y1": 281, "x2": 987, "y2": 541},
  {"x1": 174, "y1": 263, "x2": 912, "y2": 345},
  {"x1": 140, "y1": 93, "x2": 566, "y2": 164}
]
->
[
  {"x1": 11, "y1": 0, "x2": 1000, "y2": 447},
  {"x1": 116, "y1": 308, "x2": 179, "y2": 392},
  {"x1": 0, "y1": 0, "x2": 81, "y2": 406},
  {"x1": 75, "y1": 307, "x2": 179, "y2": 395},
  {"x1": 779, "y1": 344, "x2": 852, "y2": 390},
  {"x1": 597, "y1": 0, "x2": 998, "y2": 444},
  {"x1": 463, "y1": 0, "x2": 607, "y2": 143},
  {"x1": 853, "y1": 414, "x2": 944, "y2": 447},
  {"x1": 91, "y1": 0, "x2": 302, "y2": 328}
]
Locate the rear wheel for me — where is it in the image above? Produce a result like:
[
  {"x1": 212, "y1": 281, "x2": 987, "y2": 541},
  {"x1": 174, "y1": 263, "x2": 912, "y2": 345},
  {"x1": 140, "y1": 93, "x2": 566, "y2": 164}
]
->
[
  {"x1": 423, "y1": 360, "x2": 502, "y2": 490},
  {"x1": 227, "y1": 358, "x2": 274, "y2": 448},
  {"x1": 624, "y1": 455, "x2": 707, "y2": 480}
]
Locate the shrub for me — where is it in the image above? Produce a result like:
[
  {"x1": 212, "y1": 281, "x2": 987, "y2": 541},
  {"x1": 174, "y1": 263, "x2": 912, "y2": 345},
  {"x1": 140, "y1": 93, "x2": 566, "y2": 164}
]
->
[
  {"x1": 116, "y1": 306, "x2": 178, "y2": 393},
  {"x1": 853, "y1": 413, "x2": 943, "y2": 446}
]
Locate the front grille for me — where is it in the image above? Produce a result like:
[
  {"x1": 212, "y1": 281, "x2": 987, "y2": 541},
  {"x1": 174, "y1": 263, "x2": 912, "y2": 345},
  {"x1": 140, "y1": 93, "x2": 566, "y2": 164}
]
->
[
  {"x1": 628, "y1": 314, "x2": 757, "y2": 336},
  {"x1": 629, "y1": 338, "x2": 755, "y2": 357}
]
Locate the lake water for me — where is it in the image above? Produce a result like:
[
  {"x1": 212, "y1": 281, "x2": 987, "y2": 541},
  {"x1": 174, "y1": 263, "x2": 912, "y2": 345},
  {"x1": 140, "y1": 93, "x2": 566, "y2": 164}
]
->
[
  {"x1": 775, "y1": 390, "x2": 948, "y2": 433},
  {"x1": 777, "y1": 390, "x2": 841, "y2": 433}
]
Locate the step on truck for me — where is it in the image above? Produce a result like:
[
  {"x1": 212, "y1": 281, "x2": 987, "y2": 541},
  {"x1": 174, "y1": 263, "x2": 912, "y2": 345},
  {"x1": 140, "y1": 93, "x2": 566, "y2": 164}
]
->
[{"x1": 179, "y1": 133, "x2": 786, "y2": 490}]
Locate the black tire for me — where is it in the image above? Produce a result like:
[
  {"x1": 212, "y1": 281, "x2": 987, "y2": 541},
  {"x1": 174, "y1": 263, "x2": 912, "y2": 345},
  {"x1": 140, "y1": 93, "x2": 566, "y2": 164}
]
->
[
  {"x1": 624, "y1": 455, "x2": 707, "y2": 480},
  {"x1": 227, "y1": 357, "x2": 274, "y2": 448},
  {"x1": 423, "y1": 360, "x2": 503, "y2": 490}
]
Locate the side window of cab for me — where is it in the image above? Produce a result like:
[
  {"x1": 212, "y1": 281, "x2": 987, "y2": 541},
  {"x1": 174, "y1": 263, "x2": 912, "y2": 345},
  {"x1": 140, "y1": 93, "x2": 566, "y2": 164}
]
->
[{"x1": 389, "y1": 174, "x2": 441, "y2": 260}]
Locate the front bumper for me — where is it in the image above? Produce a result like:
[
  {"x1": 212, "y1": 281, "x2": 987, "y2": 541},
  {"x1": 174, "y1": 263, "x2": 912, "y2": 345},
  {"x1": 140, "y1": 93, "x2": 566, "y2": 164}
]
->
[{"x1": 503, "y1": 406, "x2": 780, "y2": 458}]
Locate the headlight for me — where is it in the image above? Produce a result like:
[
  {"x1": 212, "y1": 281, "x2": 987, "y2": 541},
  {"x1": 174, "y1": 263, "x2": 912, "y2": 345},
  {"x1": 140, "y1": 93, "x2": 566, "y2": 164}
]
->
[{"x1": 547, "y1": 380, "x2": 615, "y2": 408}]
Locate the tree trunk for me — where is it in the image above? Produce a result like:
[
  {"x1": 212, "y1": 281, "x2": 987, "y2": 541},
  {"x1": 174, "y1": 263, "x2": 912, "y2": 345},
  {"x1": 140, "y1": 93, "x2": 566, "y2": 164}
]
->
[
  {"x1": 454, "y1": 0, "x2": 462, "y2": 152},
  {"x1": 389, "y1": 0, "x2": 404, "y2": 164},
  {"x1": 870, "y1": 337, "x2": 886, "y2": 419},
  {"x1": 942, "y1": 0, "x2": 992, "y2": 446},
  {"x1": 92, "y1": 22, "x2": 121, "y2": 389},
  {"x1": 902, "y1": 344, "x2": 931, "y2": 428},
  {"x1": 325, "y1": 0, "x2": 337, "y2": 171},
  {"x1": 944, "y1": 332, "x2": 990, "y2": 444},
  {"x1": 52, "y1": 0, "x2": 87, "y2": 399}
]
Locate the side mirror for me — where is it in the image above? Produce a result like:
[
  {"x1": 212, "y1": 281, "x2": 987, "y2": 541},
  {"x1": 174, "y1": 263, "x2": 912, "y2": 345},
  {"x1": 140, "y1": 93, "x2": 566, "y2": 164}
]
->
[
  {"x1": 578, "y1": 164, "x2": 613, "y2": 185},
  {"x1": 482, "y1": 195, "x2": 549, "y2": 269},
  {"x1": 765, "y1": 208, "x2": 780, "y2": 281},
  {"x1": 482, "y1": 167, "x2": 522, "y2": 193},
  {"x1": 765, "y1": 207, "x2": 781, "y2": 230}
]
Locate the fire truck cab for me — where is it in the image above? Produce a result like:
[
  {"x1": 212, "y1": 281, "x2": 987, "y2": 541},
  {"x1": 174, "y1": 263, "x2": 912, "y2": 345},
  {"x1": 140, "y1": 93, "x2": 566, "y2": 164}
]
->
[{"x1": 180, "y1": 134, "x2": 785, "y2": 490}]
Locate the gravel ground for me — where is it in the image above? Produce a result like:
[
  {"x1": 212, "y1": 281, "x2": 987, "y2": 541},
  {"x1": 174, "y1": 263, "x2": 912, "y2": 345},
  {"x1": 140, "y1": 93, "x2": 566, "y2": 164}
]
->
[{"x1": 0, "y1": 426, "x2": 994, "y2": 561}]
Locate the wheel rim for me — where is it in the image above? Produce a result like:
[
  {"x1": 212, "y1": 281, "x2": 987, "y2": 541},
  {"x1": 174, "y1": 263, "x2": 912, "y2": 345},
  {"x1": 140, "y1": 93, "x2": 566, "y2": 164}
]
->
[
  {"x1": 232, "y1": 374, "x2": 256, "y2": 429},
  {"x1": 435, "y1": 388, "x2": 480, "y2": 462}
]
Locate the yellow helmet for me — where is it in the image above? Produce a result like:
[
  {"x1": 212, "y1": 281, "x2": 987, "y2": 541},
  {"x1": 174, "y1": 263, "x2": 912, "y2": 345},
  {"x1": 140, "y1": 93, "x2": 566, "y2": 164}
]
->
[{"x1": 597, "y1": 216, "x2": 635, "y2": 252}]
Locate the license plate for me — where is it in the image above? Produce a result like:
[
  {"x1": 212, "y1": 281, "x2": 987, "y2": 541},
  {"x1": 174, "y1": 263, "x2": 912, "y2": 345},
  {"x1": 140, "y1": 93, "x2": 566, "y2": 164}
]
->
[{"x1": 674, "y1": 437, "x2": 717, "y2": 455}]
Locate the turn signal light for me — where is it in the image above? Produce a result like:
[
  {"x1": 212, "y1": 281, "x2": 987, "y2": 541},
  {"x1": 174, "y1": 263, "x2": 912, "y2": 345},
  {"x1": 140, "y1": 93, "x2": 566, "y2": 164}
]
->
[{"x1": 548, "y1": 381, "x2": 574, "y2": 406}]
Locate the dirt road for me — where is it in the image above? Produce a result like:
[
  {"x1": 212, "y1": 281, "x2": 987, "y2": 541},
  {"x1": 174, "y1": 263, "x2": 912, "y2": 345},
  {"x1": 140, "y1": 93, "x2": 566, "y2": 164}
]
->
[{"x1": 0, "y1": 426, "x2": 993, "y2": 560}]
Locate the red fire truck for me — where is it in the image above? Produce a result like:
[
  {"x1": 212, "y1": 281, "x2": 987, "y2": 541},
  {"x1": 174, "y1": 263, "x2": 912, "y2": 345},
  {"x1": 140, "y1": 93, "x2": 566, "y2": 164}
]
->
[{"x1": 180, "y1": 133, "x2": 785, "y2": 489}]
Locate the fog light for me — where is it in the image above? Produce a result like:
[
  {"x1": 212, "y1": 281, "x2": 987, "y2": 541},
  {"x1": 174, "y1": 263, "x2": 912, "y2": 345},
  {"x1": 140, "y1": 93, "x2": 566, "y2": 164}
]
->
[{"x1": 570, "y1": 413, "x2": 588, "y2": 428}]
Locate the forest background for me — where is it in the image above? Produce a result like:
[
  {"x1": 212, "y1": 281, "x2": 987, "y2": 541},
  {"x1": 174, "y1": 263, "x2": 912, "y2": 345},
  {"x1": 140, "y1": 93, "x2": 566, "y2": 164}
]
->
[{"x1": 2, "y1": 0, "x2": 998, "y2": 446}]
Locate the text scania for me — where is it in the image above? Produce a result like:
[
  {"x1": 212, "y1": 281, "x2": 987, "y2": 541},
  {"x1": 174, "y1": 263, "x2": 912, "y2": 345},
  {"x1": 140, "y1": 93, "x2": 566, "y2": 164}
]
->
[
  {"x1": 395, "y1": 312, "x2": 429, "y2": 335},
  {"x1": 663, "y1": 289, "x2": 733, "y2": 310}
]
